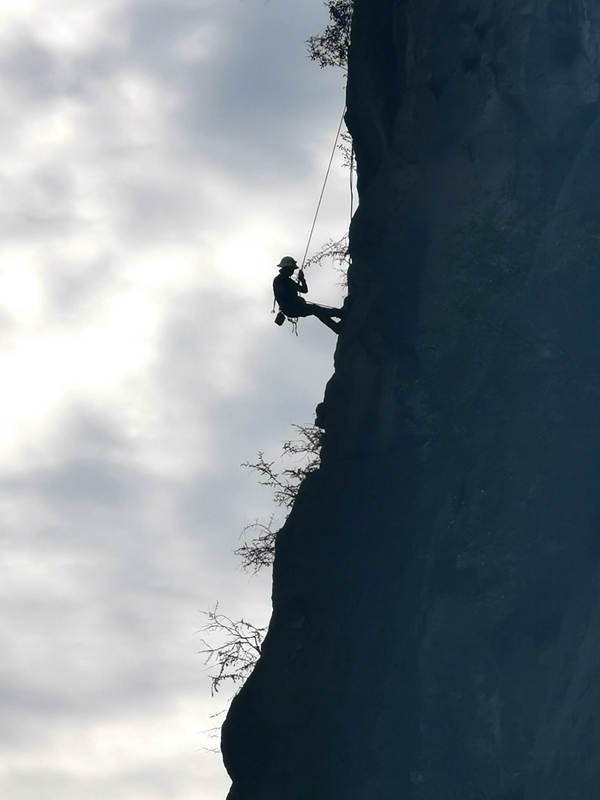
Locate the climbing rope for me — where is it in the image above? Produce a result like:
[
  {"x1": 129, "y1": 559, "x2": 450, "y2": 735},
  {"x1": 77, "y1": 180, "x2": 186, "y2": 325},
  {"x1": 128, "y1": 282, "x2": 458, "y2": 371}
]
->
[
  {"x1": 300, "y1": 105, "x2": 347, "y2": 270},
  {"x1": 349, "y1": 142, "x2": 355, "y2": 223}
]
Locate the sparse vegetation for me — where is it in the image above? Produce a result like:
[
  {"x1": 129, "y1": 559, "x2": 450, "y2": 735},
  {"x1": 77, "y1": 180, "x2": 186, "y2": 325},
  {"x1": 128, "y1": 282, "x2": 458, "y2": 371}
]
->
[
  {"x1": 234, "y1": 519, "x2": 278, "y2": 574},
  {"x1": 200, "y1": 425, "x2": 322, "y2": 696},
  {"x1": 199, "y1": 606, "x2": 267, "y2": 695},
  {"x1": 304, "y1": 235, "x2": 350, "y2": 287},
  {"x1": 307, "y1": 0, "x2": 353, "y2": 69},
  {"x1": 242, "y1": 424, "x2": 322, "y2": 512}
]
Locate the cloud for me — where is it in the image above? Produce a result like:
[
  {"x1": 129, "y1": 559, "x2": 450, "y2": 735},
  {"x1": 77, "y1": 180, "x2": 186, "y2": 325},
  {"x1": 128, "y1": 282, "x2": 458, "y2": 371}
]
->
[{"x1": 0, "y1": 0, "x2": 347, "y2": 797}]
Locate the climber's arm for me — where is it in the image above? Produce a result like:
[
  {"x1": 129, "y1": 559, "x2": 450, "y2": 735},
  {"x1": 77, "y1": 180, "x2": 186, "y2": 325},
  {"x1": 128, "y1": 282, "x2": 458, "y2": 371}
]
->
[{"x1": 296, "y1": 270, "x2": 308, "y2": 294}]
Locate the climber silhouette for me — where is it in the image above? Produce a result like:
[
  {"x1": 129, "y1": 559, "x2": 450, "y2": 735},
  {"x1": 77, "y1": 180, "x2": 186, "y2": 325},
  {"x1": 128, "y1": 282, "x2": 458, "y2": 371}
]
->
[{"x1": 273, "y1": 256, "x2": 343, "y2": 333}]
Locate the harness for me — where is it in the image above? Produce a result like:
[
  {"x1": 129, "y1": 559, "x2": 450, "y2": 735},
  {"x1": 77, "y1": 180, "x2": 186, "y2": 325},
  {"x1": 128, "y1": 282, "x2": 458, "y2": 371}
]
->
[{"x1": 273, "y1": 302, "x2": 298, "y2": 334}]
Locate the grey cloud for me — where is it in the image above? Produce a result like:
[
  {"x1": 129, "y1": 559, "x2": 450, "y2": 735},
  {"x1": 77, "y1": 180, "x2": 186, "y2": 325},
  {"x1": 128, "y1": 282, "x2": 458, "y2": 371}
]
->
[
  {"x1": 122, "y1": 181, "x2": 193, "y2": 232},
  {"x1": 47, "y1": 260, "x2": 117, "y2": 320},
  {"x1": 0, "y1": 38, "x2": 56, "y2": 99},
  {"x1": 0, "y1": 762, "x2": 225, "y2": 800},
  {"x1": 34, "y1": 458, "x2": 129, "y2": 505},
  {"x1": 124, "y1": 0, "x2": 341, "y2": 183},
  {"x1": 0, "y1": 0, "x2": 345, "y2": 797},
  {"x1": 128, "y1": 2, "x2": 207, "y2": 59},
  {"x1": 0, "y1": 423, "x2": 136, "y2": 508}
]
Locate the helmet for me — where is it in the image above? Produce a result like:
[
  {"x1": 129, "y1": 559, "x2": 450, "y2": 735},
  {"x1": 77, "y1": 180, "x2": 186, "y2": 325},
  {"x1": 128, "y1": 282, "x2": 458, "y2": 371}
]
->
[{"x1": 277, "y1": 256, "x2": 297, "y2": 269}]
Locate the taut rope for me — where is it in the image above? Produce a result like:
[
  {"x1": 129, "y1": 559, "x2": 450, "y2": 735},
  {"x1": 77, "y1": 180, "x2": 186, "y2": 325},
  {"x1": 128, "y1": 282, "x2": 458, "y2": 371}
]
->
[{"x1": 300, "y1": 105, "x2": 347, "y2": 270}]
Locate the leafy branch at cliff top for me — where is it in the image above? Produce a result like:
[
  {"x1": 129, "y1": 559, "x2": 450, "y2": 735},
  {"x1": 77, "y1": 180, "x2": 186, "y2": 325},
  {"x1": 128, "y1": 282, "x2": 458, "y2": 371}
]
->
[{"x1": 308, "y1": 0, "x2": 353, "y2": 69}]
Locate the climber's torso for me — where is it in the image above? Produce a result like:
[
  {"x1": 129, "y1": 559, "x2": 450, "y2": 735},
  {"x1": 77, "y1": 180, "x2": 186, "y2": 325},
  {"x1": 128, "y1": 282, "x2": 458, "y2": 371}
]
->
[{"x1": 273, "y1": 273, "x2": 308, "y2": 318}]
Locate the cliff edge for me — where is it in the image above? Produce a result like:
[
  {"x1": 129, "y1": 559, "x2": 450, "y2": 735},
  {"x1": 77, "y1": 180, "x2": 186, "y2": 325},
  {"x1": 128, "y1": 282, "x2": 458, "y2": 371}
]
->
[{"x1": 222, "y1": 2, "x2": 600, "y2": 798}]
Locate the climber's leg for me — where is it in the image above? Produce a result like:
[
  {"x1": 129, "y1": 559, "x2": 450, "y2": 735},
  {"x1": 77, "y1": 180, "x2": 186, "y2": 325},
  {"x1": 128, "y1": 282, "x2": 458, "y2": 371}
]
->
[
  {"x1": 320, "y1": 316, "x2": 342, "y2": 334},
  {"x1": 307, "y1": 304, "x2": 343, "y2": 333}
]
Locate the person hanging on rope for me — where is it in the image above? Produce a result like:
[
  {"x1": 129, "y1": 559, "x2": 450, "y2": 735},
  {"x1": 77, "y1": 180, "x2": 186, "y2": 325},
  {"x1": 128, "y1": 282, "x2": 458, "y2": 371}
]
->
[{"x1": 273, "y1": 256, "x2": 343, "y2": 334}]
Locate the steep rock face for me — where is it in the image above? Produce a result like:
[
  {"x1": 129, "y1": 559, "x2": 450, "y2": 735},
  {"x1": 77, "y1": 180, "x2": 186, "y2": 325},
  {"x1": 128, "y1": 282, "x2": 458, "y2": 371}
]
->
[{"x1": 222, "y1": 2, "x2": 600, "y2": 798}]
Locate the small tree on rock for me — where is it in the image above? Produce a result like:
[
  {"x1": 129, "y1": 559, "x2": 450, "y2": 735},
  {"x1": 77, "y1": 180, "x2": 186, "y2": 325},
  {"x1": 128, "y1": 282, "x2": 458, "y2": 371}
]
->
[{"x1": 308, "y1": 0, "x2": 353, "y2": 69}]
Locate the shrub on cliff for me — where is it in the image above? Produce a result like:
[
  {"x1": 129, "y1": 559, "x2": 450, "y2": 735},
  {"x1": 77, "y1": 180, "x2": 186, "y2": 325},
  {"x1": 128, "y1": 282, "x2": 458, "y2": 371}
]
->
[
  {"x1": 307, "y1": 0, "x2": 353, "y2": 69},
  {"x1": 200, "y1": 425, "x2": 322, "y2": 695}
]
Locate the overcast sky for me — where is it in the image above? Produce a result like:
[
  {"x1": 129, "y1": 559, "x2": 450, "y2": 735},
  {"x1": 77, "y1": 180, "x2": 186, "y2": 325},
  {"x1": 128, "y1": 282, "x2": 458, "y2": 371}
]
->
[{"x1": 0, "y1": 1, "x2": 349, "y2": 798}]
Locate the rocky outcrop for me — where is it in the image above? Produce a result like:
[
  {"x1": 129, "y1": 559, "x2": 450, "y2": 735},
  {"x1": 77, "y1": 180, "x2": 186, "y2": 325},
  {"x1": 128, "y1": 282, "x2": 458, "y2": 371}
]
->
[{"x1": 222, "y1": 2, "x2": 600, "y2": 798}]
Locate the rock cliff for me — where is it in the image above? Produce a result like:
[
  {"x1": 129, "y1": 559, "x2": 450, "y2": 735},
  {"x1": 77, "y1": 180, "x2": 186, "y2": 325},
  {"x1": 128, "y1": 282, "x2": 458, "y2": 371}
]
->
[{"x1": 222, "y1": 1, "x2": 600, "y2": 798}]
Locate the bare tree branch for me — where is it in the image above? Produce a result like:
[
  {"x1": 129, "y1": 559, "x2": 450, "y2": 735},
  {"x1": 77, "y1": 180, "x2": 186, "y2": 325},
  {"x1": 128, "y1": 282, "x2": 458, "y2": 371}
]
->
[
  {"x1": 198, "y1": 605, "x2": 267, "y2": 695},
  {"x1": 235, "y1": 518, "x2": 278, "y2": 573},
  {"x1": 200, "y1": 426, "x2": 322, "y2": 698},
  {"x1": 242, "y1": 425, "x2": 322, "y2": 510},
  {"x1": 304, "y1": 237, "x2": 350, "y2": 287}
]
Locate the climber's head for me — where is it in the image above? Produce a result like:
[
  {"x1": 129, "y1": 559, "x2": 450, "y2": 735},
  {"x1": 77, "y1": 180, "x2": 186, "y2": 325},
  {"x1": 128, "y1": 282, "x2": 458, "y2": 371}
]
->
[{"x1": 277, "y1": 256, "x2": 297, "y2": 275}]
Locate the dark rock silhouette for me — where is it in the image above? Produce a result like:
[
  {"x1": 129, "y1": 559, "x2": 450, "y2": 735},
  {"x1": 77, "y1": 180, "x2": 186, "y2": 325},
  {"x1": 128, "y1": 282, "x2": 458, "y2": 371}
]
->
[{"x1": 223, "y1": 2, "x2": 600, "y2": 798}]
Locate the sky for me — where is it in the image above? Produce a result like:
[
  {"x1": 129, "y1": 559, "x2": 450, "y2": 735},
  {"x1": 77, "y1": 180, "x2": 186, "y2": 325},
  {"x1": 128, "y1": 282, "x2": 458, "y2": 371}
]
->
[{"x1": 0, "y1": 1, "x2": 349, "y2": 798}]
